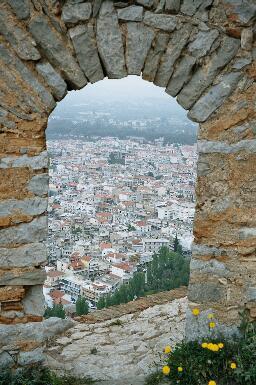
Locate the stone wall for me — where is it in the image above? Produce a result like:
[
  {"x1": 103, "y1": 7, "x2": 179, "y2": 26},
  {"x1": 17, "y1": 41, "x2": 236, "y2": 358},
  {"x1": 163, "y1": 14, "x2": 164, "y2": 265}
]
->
[
  {"x1": 46, "y1": 289, "x2": 187, "y2": 384},
  {"x1": 0, "y1": 0, "x2": 255, "y2": 366}
]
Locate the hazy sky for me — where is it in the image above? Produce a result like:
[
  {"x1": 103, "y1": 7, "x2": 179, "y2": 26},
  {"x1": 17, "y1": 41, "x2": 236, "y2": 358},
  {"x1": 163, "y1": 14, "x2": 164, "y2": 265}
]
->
[{"x1": 56, "y1": 75, "x2": 186, "y2": 114}]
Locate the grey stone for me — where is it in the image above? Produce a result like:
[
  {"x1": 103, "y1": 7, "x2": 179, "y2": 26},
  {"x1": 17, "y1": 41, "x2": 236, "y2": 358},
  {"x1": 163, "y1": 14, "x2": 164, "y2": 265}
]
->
[
  {"x1": 18, "y1": 347, "x2": 45, "y2": 366},
  {"x1": 190, "y1": 258, "x2": 230, "y2": 277},
  {"x1": 197, "y1": 139, "x2": 256, "y2": 154},
  {"x1": 246, "y1": 287, "x2": 256, "y2": 301},
  {"x1": 241, "y1": 28, "x2": 253, "y2": 50},
  {"x1": 22, "y1": 286, "x2": 45, "y2": 316},
  {"x1": 117, "y1": 5, "x2": 143, "y2": 21},
  {"x1": 197, "y1": 159, "x2": 210, "y2": 176},
  {"x1": 177, "y1": 36, "x2": 240, "y2": 110},
  {"x1": 96, "y1": 1, "x2": 127, "y2": 79},
  {"x1": 62, "y1": 2, "x2": 92, "y2": 23},
  {"x1": 7, "y1": 0, "x2": 30, "y2": 20},
  {"x1": 0, "y1": 268, "x2": 46, "y2": 286},
  {"x1": 0, "y1": 243, "x2": 47, "y2": 268},
  {"x1": 165, "y1": 0, "x2": 180, "y2": 13},
  {"x1": 181, "y1": 0, "x2": 213, "y2": 16},
  {"x1": 154, "y1": 24, "x2": 193, "y2": 87},
  {"x1": 126, "y1": 22, "x2": 155, "y2": 75},
  {"x1": 188, "y1": 29, "x2": 219, "y2": 58},
  {"x1": 189, "y1": 282, "x2": 225, "y2": 303},
  {"x1": 142, "y1": 33, "x2": 170, "y2": 81},
  {"x1": 232, "y1": 57, "x2": 252, "y2": 69},
  {"x1": 166, "y1": 54, "x2": 196, "y2": 96},
  {"x1": 239, "y1": 227, "x2": 256, "y2": 239},
  {"x1": 0, "y1": 9, "x2": 40, "y2": 61},
  {"x1": 136, "y1": 0, "x2": 154, "y2": 7},
  {"x1": 0, "y1": 44, "x2": 55, "y2": 112},
  {"x1": 27, "y1": 173, "x2": 49, "y2": 197},
  {"x1": 36, "y1": 62, "x2": 67, "y2": 101},
  {"x1": 0, "y1": 197, "x2": 48, "y2": 218},
  {"x1": 143, "y1": 11, "x2": 177, "y2": 31},
  {"x1": 0, "y1": 216, "x2": 48, "y2": 246},
  {"x1": 192, "y1": 243, "x2": 227, "y2": 257},
  {"x1": 29, "y1": 15, "x2": 87, "y2": 90},
  {"x1": 69, "y1": 24, "x2": 104, "y2": 84},
  {"x1": 0, "y1": 151, "x2": 48, "y2": 170},
  {"x1": 0, "y1": 317, "x2": 74, "y2": 348},
  {"x1": 188, "y1": 72, "x2": 242, "y2": 122},
  {"x1": 222, "y1": 0, "x2": 256, "y2": 25},
  {"x1": 0, "y1": 351, "x2": 14, "y2": 368},
  {"x1": 93, "y1": 0, "x2": 103, "y2": 17}
]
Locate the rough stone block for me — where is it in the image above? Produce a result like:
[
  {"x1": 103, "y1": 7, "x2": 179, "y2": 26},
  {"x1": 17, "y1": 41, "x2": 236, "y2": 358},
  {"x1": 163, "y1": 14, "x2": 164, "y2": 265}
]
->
[
  {"x1": 0, "y1": 197, "x2": 48, "y2": 218},
  {"x1": 36, "y1": 62, "x2": 67, "y2": 101},
  {"x1": 0, "y1": 268, "x2": 46, "y2": 286},
  {"x1": 29, "y1": 15, "x2": 87, "y2": 89},
  {"x1": 27, "y1": 173, "x2": 49, "y2": 197},
  {"x1": 181, "y1": 0, "x2": 213, "y2": 16},
  {"x1": 0, "y1": 43, "x2": 55, "y2": 112},
  {"x1": 0, "y1": 151, "x2": 48, "y2": 170},
  {"x1": 165, "y1": 0, "x2": 181, "y2": 13},
  {"x1": 117, "y1": 5, "x2": 143, "y2": 21},
  {"x1": 7, "y1": 0, "x2": 30, "y2": 20},
  {"x1": 189, "y1": 282, "x2": 225, "y2": 303},
  {"x1": 0, "y1": 216, "x2": 48, "y2": 246},
  {"x1": 18, "y1": 347, "x2": 45, "y2": 366},
  {"x1": 166, "y1": 54, "x2": 196, "y2": 96},
  {"x1": 136, "y1": 0, "x2": 154, "y2": 7},
  {"x1": 0, "y1": 286, "x2": 25, "y2": 302},
  {"x1": 190, "y1": 258, "x2": 230, "y2": 277},
  {"x1": 177, "y1": 36, "x2": 240, "y2": 109},
  {"x1": 0, "y1": 243, "x2": 47, "y2": 268},
  {"x1": 241, "y1": 28, "x2": 253, "y2": 50},
  {"x1": 126, "y1": 22, "x2": 155, "y2": 75},
  {"x1": 188, "y1": 72, "x2": 242, "y2": 122},
  {"x1": 0, "y1": 8, "x2": 40, "y2": 61},
  {"x1": 62, "y1": 2, "x2": 92, "y2": 23},
  {"x1": 142, "y1": 32, "x2": 170, "y2": 82},
  {"x1": 188, "y1": 29, "x2": 219, "y2": 58},
  {"x1": 22, "y1": 285, "x2": 45, "y2": 316},
  {"x1": 222, "y1": 0, "x2": 256, "y2": 25},
  {"x1": 96, "y1": 1, "x2": 127, "y2": 78},
  {"x1": 154, "y1": 24, "x2": 193, "y2": 87},
  {"x1": 69, "y1": 24, "x2": 104, "y2": 84},
  {"x1": 143, "y1": 11, "x2": 177, "y2": 31}
]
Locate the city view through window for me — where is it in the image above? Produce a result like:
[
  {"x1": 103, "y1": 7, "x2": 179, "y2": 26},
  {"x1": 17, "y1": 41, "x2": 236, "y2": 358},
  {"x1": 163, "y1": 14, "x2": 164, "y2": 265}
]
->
[{"x1": 44, "y1": 76, "x2": 198, "y2": 317}]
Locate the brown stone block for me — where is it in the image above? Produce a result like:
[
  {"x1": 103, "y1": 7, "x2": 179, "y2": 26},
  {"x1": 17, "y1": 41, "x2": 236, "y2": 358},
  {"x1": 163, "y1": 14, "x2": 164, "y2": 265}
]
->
[
  {"x1": 0, "y1": 168, "x2": 33, "y2": 200},
  {"x1": 0, "y1": 286, "x2": 25, "y2": 302},
  {"x1": 1, "y1": 301, "x2": 23, "y2": 311}
]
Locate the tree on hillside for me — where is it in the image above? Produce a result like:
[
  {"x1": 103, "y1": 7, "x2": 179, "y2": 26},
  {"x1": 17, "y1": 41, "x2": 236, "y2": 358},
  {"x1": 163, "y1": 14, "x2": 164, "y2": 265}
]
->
[
  {"x1": 44, "y1": 303, "x2": 66, "y2": 319},
  {"x1": 76, "y1": 296, "x2": 89, "y2": 316}
]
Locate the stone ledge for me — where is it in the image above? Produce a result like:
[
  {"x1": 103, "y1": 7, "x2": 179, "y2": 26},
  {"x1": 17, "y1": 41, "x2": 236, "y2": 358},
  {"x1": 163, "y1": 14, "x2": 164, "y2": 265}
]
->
[{"x1": 75, "y1": 287, "x2": 187, "y2": 324}]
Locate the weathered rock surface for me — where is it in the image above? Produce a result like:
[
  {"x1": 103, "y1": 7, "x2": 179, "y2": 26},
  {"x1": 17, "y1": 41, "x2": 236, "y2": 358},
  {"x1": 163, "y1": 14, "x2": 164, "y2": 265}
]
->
[
  {"x1": 62, "y1": 2, "x2": 92, "y2": 24},
  {"x1": 0, "y1": 152, "x2": 48, "y2": 170},
  {"x1": 188, "y1": 72, "x2": 242, "y2": 122},
  {"x1": 0, "y1": 197, "x2": 47, "y2": 218},
  {"x1": 46, "y1": 296, "x2": 187, "y2": 383},
  {"x1": 117, "y1": 5, "x2": 143, "y2": 21},
  {"x1": 154, "y1": 24, "x2": 193, "y2": 86},
  {"x1": 36, "y1": 62, "x2": 67, "y2": 101},
  {"x1": 143, "y1": 11, "x2": 177, "y2": 31},
  {"x1": 0, "y1": 243, "x2": 47, "y2": 268},
  {"x1": 96, "y1": 1, "x2": 126, "y2": 78},
  {"x1": 188, "y1": 29, "x2": 219, "y2": 58},
  {"x1": 126, "y1": 22, "x2": 155, "y2": 75},
  {"x1": 69, "y1": 24, "x2": 104, "y2": 83},
  {"x1": 166, "y1": 54, "x2": 196, "y2": 96},
  {"x1": 7, "y1": 0, "x2": 30, "y2": 20},
  {"x1": 29, "y1": 15, "x2": 87, "y2": 89},
  {"x1": 165, "y1": 0, "x2": 181, "y2": 13},
  {"x1": 177, "y1": 36, "x2": 240, "y2": 109},
  {"x1": 27, "y1": 174, "x2": 49, "y2": 197}
]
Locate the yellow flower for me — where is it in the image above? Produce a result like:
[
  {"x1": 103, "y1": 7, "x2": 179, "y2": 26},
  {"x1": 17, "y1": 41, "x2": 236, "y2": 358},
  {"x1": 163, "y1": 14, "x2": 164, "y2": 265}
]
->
[
  {"x1": 192, "y1": 308, "x2": 200, "y2": 316},
  {"x1": 208, "y1": 313, "x2": 214, "y2": 319},
  {"x1": 178, "y1": 367, "x2": 183, "y2": 372},
  {"x1": 230, "y1": 362, "x2": 237, "y2": 369},
  {"x1": 162, "y1": 366, "x2": 171, "y2": 375},
  {"x1": 218, "y1": 343, "x2": 224, "y2": 349},
  {"x1": 164, "y1": 345, "x2": 172, "y2": 354},
  {"x1": 208, "y1": 381, "x2": 217, "y2": 385},
  {"x1": 209, "y1": 322, "x2": 216, "y2": 328},
  {"x1": 202, "y1": 342, "x2": 208, "y2": 348},
  {"x1": 211, "y1": 344, "x2": 219, "y2": 352},
  {"x1": 207, "y1": 343, "x2": 214, "y2": 351}
]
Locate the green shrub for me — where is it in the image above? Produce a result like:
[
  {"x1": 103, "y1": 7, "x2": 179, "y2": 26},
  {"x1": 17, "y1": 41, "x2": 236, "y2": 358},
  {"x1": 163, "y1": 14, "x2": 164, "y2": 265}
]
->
[
  {"x1": 0, "y1": 365, "x2": 95, "y2": 385},
  {"x1": 146, "y1": 311, "x2": 256, "y2": 385}
]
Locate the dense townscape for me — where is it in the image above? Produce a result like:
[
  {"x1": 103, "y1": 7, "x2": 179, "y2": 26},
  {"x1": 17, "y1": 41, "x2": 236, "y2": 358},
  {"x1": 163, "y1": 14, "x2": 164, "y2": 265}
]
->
[{"x1": 44, "y1": 137, "x2": 197, "y2": 313}]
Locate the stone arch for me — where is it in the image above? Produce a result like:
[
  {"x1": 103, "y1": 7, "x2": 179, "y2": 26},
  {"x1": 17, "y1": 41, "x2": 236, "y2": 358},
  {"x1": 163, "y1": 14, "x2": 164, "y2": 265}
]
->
[{"x1": 0, "y1": 0, "x2": 255, "y2": 362}]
